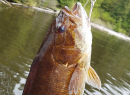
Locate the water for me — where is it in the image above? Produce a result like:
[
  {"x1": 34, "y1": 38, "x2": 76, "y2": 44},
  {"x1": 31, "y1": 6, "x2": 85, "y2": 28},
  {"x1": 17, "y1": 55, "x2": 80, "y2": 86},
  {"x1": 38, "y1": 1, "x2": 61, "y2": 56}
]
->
[
  {"x1": 85, "y1": 29, "x2": 130, "y2": 95},
  {"x1": 0, "y1": 3, "x2": 130, "y2": 95}
]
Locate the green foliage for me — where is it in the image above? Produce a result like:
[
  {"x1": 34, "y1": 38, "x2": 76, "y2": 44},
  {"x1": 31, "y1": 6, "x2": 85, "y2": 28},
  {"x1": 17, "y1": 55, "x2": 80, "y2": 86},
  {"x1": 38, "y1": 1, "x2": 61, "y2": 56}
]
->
[
  {"x1": 100, "y1": 0, "x2": 130, "y2": 35},
  {"x1": 100, "y1": 11, "x2": 115, "y2": 23},
  {"x1": 57, "y1": 0, "x2": 74, "y2": 8}
]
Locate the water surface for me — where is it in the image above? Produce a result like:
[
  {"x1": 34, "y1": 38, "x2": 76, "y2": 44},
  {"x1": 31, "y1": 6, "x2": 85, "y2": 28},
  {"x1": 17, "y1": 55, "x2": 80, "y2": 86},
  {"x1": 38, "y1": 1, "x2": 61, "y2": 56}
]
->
[{"x1": 0, "y1": 4, "x2": 130, "y2": 95}]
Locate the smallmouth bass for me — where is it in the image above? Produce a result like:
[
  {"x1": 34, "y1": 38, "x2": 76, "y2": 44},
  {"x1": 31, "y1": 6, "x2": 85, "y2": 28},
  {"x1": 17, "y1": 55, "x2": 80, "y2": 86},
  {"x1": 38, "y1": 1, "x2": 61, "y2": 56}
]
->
[{"x1": 23, "y1": 2, "x2": 101, "y2": 95}]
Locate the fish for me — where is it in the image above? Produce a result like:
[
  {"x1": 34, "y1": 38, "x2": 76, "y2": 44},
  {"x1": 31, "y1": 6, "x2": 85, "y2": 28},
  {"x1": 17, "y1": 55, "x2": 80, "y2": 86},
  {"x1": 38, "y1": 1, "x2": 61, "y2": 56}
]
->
[{"x1": 22, "y1": 2, "x2": 101, "y2": 95}]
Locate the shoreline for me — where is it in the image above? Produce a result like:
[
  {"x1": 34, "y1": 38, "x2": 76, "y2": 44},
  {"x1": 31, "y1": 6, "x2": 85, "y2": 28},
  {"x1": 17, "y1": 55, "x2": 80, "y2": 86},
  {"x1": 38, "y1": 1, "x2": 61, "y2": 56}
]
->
[
  {"x1": 91, "y1": 23, "x2": 130, "y2": 41},
  {"x1": 2, "y1": 2, "x2": 130, "y2": 41},
  {"x1": 10, "y1": 2, "x2": 59, "y2": 14}
]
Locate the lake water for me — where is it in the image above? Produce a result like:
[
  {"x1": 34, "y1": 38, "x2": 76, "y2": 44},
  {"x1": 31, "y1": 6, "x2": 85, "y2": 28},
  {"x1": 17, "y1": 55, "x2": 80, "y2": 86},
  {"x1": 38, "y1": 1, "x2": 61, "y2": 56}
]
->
[{"x1": 0, "y1": 3, "x2": 130, "y2": 95}]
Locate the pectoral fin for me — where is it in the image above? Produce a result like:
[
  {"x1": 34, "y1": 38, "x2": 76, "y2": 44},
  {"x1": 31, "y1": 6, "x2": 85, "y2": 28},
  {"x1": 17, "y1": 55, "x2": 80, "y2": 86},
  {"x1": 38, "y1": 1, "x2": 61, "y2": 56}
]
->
[
  {"x1": 69, "y1": 66, "x2": 85, "y2": 95},
  {"x1": 86, "y1": 66, "x2": 101, "y2": 89}
]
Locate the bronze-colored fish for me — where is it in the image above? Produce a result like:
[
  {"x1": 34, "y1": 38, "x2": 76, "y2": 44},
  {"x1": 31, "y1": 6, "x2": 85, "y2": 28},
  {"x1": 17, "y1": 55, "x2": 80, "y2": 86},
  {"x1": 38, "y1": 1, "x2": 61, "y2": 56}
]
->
[{"x1": 23, "y1": 2, "x2": 101, "y2": 95}]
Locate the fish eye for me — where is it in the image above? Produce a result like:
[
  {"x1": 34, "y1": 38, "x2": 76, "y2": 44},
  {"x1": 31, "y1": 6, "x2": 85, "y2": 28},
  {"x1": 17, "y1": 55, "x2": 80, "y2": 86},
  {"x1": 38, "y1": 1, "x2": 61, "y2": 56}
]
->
[{"x1": 58, "y1": 25, "x2": 66, "y2": 33}]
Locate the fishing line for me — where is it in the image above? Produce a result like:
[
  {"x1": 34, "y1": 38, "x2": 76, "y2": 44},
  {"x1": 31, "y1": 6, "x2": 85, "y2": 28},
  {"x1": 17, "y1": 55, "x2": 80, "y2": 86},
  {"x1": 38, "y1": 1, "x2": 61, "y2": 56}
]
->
[
  {"x1": 88, "y1": 0, "x2": 96, "y2": 21},
  {"x1": 84, "y1": 0, "x2": 89, "y2": 8},
  {"x1": 84, "y1": 0, "x2": 96, "y2": 21}
]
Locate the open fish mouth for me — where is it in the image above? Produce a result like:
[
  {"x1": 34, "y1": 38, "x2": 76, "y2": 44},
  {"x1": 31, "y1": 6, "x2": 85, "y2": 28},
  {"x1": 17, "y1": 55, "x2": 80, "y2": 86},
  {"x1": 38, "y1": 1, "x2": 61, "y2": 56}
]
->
[
  {"x1": 72, "y1": 2, "x2": 83, "y2": 18},
  {"x1": 61, "y1": 2, "x2": 88, "y2": 21},
  {"x1": 58, "y1": 3, "x2": 84, "y2": 27}
]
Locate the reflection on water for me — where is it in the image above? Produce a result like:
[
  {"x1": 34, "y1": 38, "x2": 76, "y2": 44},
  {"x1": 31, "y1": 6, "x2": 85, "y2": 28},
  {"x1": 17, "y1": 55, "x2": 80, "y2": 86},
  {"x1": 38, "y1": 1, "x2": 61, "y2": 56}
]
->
[{"x1": 0, "y1": 3, "x2": 130, "y2": 95}]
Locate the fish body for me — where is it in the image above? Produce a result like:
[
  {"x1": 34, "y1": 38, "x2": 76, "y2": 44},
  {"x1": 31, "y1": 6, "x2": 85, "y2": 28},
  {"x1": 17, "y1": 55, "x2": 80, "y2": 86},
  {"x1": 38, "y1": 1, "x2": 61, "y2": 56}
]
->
[{"x1": 23, "y1": 2, "x2": 101, "y2": 95}]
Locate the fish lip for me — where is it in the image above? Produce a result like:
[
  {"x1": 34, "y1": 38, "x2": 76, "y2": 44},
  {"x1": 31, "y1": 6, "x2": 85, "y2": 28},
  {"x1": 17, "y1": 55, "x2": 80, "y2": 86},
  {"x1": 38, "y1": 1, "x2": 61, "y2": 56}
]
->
[
  {"x1": 61, "y1": 3, "x2": 83, "y2": 26},
  {"x1": 62, "y1": 6, "x2": 78, "y2": 18},
  {"x1": 72, "y1": 2, "x2": 82, "y2": 14},
  {"x1": 62, "y1": 2, "x2": 83, "y2": 19},
  {"x1": 63, "y1": 2, "x2": 82, "y2": 18}
]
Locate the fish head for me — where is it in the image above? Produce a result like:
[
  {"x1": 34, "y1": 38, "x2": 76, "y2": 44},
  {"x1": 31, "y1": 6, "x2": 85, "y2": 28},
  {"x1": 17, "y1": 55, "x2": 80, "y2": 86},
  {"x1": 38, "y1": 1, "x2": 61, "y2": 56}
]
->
[{"x1": 52, "y1": 2, "x2": 92, "y2": 67}]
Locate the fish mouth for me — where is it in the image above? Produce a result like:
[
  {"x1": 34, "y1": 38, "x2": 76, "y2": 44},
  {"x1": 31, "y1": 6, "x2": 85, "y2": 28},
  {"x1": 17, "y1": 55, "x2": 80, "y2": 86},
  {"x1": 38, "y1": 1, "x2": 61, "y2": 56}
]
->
[
  {"x1": 61, "y1": 2, "x2": 88, "y2": 26},
  {"x1": 62, "y1": 2, "x2": 86, "y2": 19},
  {"x1": 72, "y1": 2, "x2": 82, "y2": 18}
]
